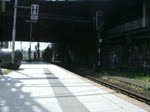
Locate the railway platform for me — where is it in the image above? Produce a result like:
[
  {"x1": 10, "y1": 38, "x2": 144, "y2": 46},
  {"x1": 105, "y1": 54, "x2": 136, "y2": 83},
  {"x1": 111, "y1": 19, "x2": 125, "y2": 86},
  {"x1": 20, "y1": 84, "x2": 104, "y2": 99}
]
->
[{"x1": 0, "y1": 62, "x2": 149, "y2": 112}]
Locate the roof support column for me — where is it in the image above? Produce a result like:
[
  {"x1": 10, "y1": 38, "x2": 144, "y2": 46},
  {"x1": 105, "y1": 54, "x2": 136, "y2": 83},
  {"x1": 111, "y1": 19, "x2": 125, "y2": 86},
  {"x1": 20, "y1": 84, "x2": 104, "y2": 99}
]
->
[{"x1": 11, "y1": 0, "x2": 18, "y2": 63}]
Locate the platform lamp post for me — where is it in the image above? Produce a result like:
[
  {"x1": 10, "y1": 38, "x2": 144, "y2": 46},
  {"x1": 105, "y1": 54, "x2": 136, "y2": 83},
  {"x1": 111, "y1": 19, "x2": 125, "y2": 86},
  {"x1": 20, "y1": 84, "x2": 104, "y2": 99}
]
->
[
  {"x1": 26, "y1": 4, "x2": 39, "y2": 61},
  {"x1": 25, "y1": 20, "x2": 37, "y2": 61},
  {"x1": 11, "y1": 0, "x2": 18, "y2": 63},
  {"x1": 29, "y1": 22, "x2": 32, "y2": 61}
]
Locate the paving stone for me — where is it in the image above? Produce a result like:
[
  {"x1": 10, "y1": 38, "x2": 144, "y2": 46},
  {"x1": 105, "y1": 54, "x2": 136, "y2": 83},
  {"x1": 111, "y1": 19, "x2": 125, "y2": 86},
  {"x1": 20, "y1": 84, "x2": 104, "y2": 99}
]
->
[{"x1": 0, "y1": 63, "x2": 147, "y2": 112}]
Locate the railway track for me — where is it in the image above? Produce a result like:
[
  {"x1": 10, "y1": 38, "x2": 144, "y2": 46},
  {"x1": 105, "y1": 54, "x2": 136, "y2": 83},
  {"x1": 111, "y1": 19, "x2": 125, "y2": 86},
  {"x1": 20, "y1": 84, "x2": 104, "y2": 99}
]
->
[{"x1": 86, "y1": 75, "x2": 150, "y2": 105}]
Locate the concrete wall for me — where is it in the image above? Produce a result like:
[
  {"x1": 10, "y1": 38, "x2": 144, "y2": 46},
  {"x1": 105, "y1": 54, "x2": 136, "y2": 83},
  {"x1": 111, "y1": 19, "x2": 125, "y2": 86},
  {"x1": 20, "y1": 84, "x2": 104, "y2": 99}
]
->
[
  {"x1": 102, "y1": 36, "x2": 150, "y2": 72},
  {"x1": 105, "y1": 0, "x2": 150, "y2": 35},
  {"x1": 106, "y1": 18, "x2": 145, "y2": 35},
  {"x1": 102, "y1": 0, "x2": 150, "y2": 72}
]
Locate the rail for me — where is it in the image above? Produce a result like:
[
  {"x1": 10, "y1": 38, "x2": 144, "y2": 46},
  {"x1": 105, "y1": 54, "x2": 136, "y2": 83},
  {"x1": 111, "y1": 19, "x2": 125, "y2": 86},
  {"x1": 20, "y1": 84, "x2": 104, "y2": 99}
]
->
[{"x1": 86, "y1": 75, "x2": 150, "y2": 105}]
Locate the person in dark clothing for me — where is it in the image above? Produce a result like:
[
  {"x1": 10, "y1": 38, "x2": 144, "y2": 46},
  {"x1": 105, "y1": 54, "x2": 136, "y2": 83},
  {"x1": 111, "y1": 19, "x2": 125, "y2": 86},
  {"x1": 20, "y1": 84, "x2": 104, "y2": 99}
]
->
[
  {"x1": 43, "y1": 47, "x2": 53, "y2": 62},
  {"x1": 34, "y1": 52, "x2": 37, "y2": 60}
]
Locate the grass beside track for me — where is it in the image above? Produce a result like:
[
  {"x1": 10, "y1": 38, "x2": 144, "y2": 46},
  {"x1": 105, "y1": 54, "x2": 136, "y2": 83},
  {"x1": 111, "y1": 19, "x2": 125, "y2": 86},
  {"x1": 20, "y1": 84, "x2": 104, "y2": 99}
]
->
[
  {"x1": 96, "y1": 72, "x2": 150, "y2": 83},
  {"x1": 3, "y1": 69, "x2": 14, "y2": 75}
]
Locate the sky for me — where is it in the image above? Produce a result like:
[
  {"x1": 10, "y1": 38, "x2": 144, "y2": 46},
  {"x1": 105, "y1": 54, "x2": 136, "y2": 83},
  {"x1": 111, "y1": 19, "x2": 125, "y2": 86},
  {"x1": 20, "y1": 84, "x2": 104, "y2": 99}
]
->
[{"x1": 9, "y1": 41, "x2": 51, "y2": 51}]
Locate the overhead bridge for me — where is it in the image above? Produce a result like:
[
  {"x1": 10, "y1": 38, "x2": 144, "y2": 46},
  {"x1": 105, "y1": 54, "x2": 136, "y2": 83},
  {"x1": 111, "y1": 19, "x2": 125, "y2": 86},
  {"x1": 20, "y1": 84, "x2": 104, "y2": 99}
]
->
[
  {"x1": 1, "y1": 0, "x2": 150, "y2": 72},
  {"x1": 1, "y1": 0, "x2": 111, "y2": 42}
]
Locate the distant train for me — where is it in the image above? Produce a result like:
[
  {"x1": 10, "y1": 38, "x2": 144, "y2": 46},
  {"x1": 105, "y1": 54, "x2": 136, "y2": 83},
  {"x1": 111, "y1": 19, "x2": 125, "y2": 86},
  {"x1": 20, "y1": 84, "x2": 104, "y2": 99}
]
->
[{"x1": 0, "y1": 49, "x2": 23, "y2": 69}]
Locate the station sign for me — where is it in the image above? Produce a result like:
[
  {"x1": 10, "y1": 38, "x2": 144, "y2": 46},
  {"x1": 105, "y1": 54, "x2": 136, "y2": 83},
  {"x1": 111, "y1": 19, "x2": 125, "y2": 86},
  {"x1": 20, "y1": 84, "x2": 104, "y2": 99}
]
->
[{"x1": 31, "y1": 4, "x2": 39, "y2": 21}]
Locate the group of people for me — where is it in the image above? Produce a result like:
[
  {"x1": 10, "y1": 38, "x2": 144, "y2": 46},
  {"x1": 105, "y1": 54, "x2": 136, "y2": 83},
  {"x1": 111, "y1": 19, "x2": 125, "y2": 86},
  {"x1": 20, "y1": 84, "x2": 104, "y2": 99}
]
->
[
  {"x1": 33, "y1": 46, "x2": 53, "y2": 62},
  {"x1": 28, "y1": 42, "x2": 53, "y2": 62}
]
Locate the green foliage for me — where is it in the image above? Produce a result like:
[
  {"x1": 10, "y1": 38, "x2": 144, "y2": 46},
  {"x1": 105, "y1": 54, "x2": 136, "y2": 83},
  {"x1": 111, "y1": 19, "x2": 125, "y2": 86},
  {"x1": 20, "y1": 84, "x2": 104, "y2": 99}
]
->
[
  {"x1": 96, "y1": 71, "x2": 150, "y2": 83},
  {"x1": 135, "y1": 76, "x2": 150, "y2": 83},
  {"x1": 99, "y1": 72, "x2": 109, "y2": 77},
  {"x1": 3, "y1": 70, "x2": 13, "y2": 75},
  {"x1": 142, "y1": 84, "x2": 150, "y2": 91},
  {"x1": 23, "y1": 56, "x2": 29, "y2": 60},
  {"x1": 115, "y1": 89, "x2": 121, "y2": 93},
  {"x1": 94, "y1": 72, "x2": 100, "y2": 77}
]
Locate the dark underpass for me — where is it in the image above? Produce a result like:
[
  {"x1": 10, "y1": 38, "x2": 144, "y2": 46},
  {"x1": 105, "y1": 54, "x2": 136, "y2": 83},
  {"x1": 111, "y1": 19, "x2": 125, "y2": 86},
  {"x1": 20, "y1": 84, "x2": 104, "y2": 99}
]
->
[{"x1": 0, "y1": 0, "x2": 150, "y2": 72}]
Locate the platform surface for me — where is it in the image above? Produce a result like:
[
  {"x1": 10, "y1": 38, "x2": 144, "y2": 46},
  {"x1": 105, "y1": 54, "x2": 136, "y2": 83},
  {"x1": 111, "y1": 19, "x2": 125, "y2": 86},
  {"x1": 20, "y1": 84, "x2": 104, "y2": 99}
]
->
[{"x1": 0, "y1": 63, "x2": 148, "y2": 112}]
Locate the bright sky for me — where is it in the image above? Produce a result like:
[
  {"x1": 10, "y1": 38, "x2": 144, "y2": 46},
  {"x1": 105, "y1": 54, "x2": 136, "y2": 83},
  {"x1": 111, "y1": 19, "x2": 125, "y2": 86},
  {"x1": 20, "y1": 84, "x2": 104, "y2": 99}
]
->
[{"x1": 9, "y1": 41, "x2": 51, "y2": 51}]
